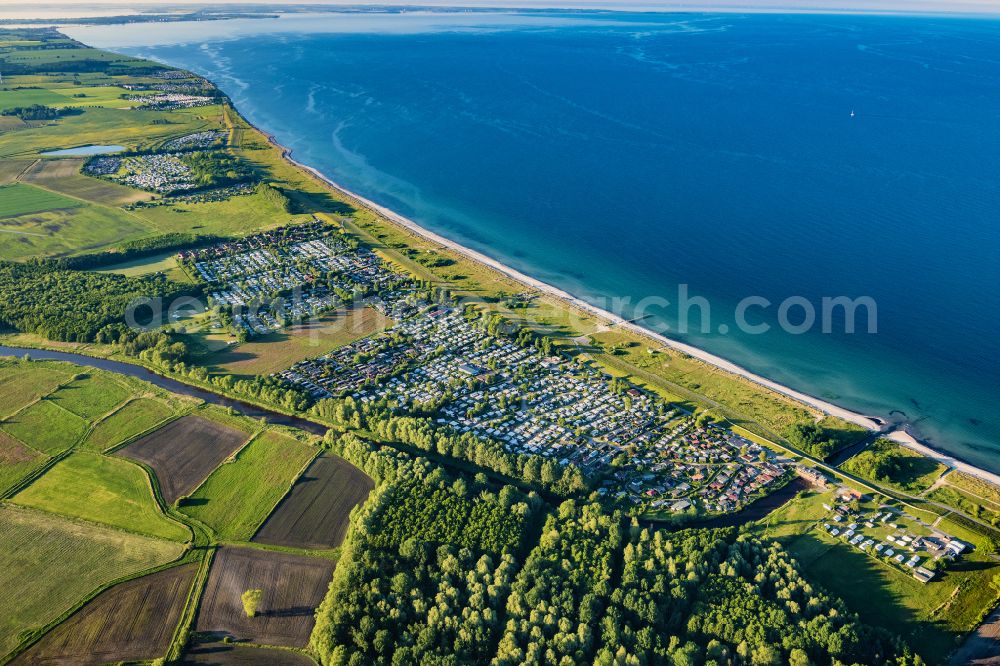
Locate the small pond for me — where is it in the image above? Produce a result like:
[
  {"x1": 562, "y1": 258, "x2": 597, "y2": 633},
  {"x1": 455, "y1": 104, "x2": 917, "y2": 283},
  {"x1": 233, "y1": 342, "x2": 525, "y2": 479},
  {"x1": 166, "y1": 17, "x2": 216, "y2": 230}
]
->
[{"x1": 40, "y1": 144, "x2": 124, "y2": 157}]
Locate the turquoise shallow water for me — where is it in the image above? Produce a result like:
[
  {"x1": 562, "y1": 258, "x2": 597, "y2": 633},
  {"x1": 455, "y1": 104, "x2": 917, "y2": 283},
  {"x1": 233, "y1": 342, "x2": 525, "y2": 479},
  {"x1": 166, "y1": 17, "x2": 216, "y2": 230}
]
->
[{"x1": 69, "y1": 11, "x2": 1000, "y2": 472}]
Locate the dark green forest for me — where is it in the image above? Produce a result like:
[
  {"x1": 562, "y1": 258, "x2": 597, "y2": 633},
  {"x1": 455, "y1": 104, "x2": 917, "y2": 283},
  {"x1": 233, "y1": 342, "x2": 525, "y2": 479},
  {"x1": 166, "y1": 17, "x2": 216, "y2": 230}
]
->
[
  {"x1": 311, "y1": 433, "x2": 922, "y2": 666},
  {"x1": 0, "y1": 260, "x2": 194, "y2": 342}
]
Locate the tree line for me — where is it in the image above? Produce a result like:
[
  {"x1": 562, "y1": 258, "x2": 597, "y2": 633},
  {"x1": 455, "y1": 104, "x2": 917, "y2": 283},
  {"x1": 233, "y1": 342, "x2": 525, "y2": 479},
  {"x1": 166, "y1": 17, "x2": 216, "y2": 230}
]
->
[
  {"x1": 311, "y1": 396, "x2": 589, "y2": 497},
  {"x1": 0, "y1": 104, "x2": 78, "y2": 120},
  {"x1": 312, "y1": 433, "x2": 539, "y2": 665},
  {"x1": 58, "y1": 232, "x2": 224, "y2": 270},
  {"x1": 0, "y1": 260, "x2": 195, "y2": 342}
]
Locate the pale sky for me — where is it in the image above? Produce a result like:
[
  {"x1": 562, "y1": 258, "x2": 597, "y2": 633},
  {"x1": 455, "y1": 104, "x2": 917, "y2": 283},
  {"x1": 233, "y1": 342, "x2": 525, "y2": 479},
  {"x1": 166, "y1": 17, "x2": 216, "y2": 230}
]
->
[{"x1": 2, "y1": 0, "x2": 1000, "y2": 15}]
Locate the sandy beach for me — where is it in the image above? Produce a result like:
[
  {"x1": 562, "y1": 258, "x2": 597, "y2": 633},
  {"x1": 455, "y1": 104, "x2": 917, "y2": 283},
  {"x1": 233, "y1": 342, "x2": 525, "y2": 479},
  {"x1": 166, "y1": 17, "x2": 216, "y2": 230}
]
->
[
  {"x1": 888, "y1": 430, "x2": 1000, "y2": 487},
  {"x1": 269, "y1": 133, "x2": 1000, "y2": 489}
]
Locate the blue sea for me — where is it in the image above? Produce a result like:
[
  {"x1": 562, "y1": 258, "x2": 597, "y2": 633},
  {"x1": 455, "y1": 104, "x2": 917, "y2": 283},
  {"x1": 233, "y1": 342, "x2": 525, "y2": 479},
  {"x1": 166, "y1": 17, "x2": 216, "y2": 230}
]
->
[{"x1": 69, "y1": 11, "x2": 1000, "y2": 472}]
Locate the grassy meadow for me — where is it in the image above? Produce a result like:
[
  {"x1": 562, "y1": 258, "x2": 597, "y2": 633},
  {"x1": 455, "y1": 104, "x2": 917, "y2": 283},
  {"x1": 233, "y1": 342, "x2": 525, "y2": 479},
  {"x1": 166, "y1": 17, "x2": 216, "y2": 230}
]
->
[
  {"x1": 0, "y1": 430, "x2": 46, "y2": 496},
  {"x1": 12, "y1": 452, "x2": 190, "y2": 542},
  {"x1": 840, "y1": 439, "x2": 948, "y2": 494},
  {"x1": 0, "y1": 362, "x2": 72, "y2": 416},
  {"x1": 83, "y1": 397, "x2": 176, "y2": 452},
  {"x1": 1, "y1": 399, "x2": 88, "y2": 455},
  {"x1": 0, "y1": 199, "x2": 150, "y2": 261},
  {"x1": 0, "y1": 182, "x2": 81, "y2": 217},
  {"x1": 180, "y1": 430, "x2": 317, "y2": 541},
  {"x1": 203, "y1": 306, "x2": 390, "y2": 377},
  {"x1": 0, "y1": 505, "x2": 183, "y2": 659},
  {"x1": 47, "y1": 373, "x2": 130, "y2": 420}
]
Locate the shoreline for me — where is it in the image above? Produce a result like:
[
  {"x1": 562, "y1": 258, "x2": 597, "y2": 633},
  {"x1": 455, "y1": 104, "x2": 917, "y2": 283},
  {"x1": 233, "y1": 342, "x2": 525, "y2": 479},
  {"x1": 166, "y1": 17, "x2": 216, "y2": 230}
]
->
[
  {"x1": 53, "y1": 22, "x2": 1000, "y2": 490},
  {"x1": 263, "y1": 131, "x2": 1000, "y2": 489},
  {"x1": 283, "y1": 145, "x2": 881, "y2": 424}
]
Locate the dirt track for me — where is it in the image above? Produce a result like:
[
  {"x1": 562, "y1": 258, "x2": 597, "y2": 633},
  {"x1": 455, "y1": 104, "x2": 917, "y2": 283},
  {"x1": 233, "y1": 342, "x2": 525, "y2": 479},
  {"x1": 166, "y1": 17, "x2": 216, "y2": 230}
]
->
[{"x1": 182, "y1": 641, "x2": 316, "y2": 665}]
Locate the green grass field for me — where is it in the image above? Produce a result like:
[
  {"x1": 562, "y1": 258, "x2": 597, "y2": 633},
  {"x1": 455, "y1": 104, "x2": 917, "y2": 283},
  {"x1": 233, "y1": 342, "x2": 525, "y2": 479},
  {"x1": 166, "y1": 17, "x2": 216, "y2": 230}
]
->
[
  {"x1": 132, "y1": 186, "x2": 305, "y2": 237},
  {"x1": 95, "y1": 247, "x2": 195, "y2": 284},
  {"x1": 96, "y1": 250, "x2": 184, "y2": 277},
  {"x1": 1, "y1": 399, "x2": 87, "y2": 455},
  {"x1": 0, "y1": 362, "x2": 71, "y2": 416},
  {"x1": 947, "y1": 472, "x2": 1000, "y2": 508},
  {"x1": 180, "y1": 430, "x2": 316, "y2": 541},
  {"x1": 935, "y1": 514, "x2": 998, "y2": 550},
  {"x1": 840, "y1": 440, "x2": 948, "y2": 494},
  {"x1": 0, "y1": 198, "x2": 151, "y2": 261},
  {"x1": 47, "y1": 374, "x2": 130, "y2": 420},
  {"x1": 83, "y1": 398, "x2": 175, "y2": 452},
  {"x1": 2, "y1": 47, "x2": 144, "y2": 66},
  {"x1": 0, "y1": 85, "x2": 145, "y2": 111},
  {"x1": 13, "y1": 452, "x2": 190, "y2": 542},
  {"x1": 928, "y1": 486, "x2": 1000, "y2": 532},
  {"x1": 0, "y1": 504, "x2": 183, "y2": 658},
  {"x1": 0, "y1": 430, "x2": 46, "y2": 496},
  {"x1": 751, "y1": 488, "x2": 1000, "y2": 664},
  {"x1": 0, "y1": 182, "x2": 81, "y2": 217},
  {"x1": 0, "y1": 87, "x2": 66, "y2": 107},
  {"x1": 204, "y1": 306, "x2": 390, "y2": 377}
]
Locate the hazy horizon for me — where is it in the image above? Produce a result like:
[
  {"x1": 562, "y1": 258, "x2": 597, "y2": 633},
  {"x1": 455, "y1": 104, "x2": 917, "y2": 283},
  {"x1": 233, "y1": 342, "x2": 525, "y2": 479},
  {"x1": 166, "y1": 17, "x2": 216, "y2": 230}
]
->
[{"x1": 2, "y1": 0, "x2": 1000, "y2": 18}]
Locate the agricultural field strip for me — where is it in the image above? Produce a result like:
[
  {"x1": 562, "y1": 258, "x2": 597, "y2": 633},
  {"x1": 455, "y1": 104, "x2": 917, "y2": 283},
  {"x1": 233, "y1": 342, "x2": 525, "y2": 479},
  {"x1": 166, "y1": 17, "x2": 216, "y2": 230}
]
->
[
  {"x1": 179, "y1": 429, "x2": 318, "y2": 541},
  {"x1": 51, "y1": 375, "x2": 132, "y2": 421},
  {"x1": 11, "y1": 562, "x2": 199, "y2": 666},
  {"x1": 194, "y1": 545, "x2": 335, "y2": 648},
  {"x1": 6, "y1": 159, "x2": 36, "y2": 183},
  {"x1": 1, "y1": 392, "x2": 95, "y2": 459},
  {"x1": 0, "y1": 504, "x2": 186, "y2": 661},
  {"x1": 0, "y1": 182, "x2": 81, "y2": 217},
  {"x1": 179, "y1": 428, "x2": 262, "y2": 502},
  {"x1": 0, "y1": 368, "x2": 75, "y2": 422},
  {"x1": 91, "y1": 397, "x2": 181, "y2": 454},
  {"x1": 9, "y1": 172, "x2": 157, "y2": 232},
  {"x1": 115, "y1": 413, "x2": 253, "y2": 505},
  {"x1": 1, "y1": 374, "x2": 136, "y2": 458},
  {"x1": 11, "y1": 451, "x2": 192, "y2": 542},
  {"x1": 251, "y1": 453, "x2": 374, "y2": 550}
]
